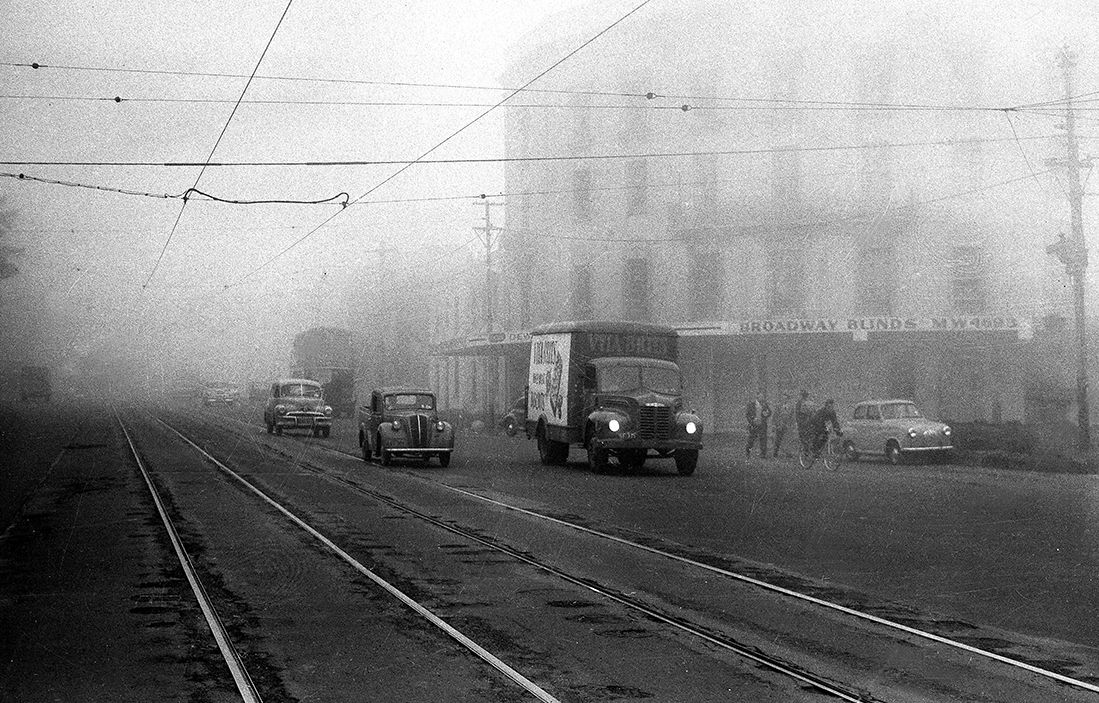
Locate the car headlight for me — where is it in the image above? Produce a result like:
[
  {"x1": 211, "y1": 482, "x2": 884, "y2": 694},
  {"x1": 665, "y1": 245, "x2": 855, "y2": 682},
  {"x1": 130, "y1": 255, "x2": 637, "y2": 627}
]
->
[
  {"x1": 323, "y1": 406, "x2": 333, "y2": 415},
  {"x1": 907, "y1": 428, "x2": 918, "y2": 438},
  {"x1": 435, "y1": 421, "x2": 445, "y2": 432},
  {"x1": 943, "y1": 426, "x2": 952, "y2": 436},
  {"x1": 275, "y1": 404, "x2": 288, "y2": 414},
  {"x1": 686, "y1": 421, "x2": 697, "y2": 434},
  {"x1": 608, "y1": 419, "x2": 621, "y2": 432},
  {"x1": 392, "y1": 419, "x2": 401, "y2": 431}
]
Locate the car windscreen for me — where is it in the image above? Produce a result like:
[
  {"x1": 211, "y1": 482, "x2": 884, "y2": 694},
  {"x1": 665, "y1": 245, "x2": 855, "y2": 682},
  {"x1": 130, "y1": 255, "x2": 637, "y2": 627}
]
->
[
  {"x1": 385, "y1": 393, "x2": 435, "y2": 410},
  {"x1": 598, "y1": 365, "x2": 680, "y2": 395},
  {"x1": 281, "y1": 383, "x2": 322, "y2": 398},
  {"x1": 882, "y1": 403, "x2": 922, "y2": 419}
]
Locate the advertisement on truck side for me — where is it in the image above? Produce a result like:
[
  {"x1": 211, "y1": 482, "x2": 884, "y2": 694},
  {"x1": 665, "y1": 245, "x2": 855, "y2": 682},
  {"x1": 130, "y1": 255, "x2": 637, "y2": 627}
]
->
[{"x1": 527, "y1": 332, "x2": 570, "y2": 428}]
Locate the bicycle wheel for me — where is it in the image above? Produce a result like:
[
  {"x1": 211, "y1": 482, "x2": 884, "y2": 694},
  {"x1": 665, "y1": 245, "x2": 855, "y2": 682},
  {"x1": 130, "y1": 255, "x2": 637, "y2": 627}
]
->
[
  {"x1": 823, "y1": 435, "x2": 845, "y2": 471},
  {"x1": 798, "y1": 442, "x2": 815, "y2": 469}
]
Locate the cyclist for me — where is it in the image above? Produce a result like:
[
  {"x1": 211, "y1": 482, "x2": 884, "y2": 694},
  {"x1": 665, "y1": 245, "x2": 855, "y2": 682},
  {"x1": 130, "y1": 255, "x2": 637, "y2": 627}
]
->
[{"x1": 806, "y1": 398, "x2": 844, "y2": 458}]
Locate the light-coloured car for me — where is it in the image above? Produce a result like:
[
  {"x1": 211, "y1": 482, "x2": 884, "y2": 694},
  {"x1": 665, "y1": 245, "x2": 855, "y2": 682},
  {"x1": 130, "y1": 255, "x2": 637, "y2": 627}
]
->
[
  {"x1": 840, "y1": 399, "x2": 953, "y2": 464},
  {"x1": 264, "y1": 378, "x2": 333, "y2": 437}
]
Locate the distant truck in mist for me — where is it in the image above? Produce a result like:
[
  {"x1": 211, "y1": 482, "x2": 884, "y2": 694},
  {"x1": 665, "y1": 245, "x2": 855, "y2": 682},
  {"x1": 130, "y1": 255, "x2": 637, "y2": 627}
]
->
[{"x1": 291, "y1": 326, "x2": 355, "y2": 417}]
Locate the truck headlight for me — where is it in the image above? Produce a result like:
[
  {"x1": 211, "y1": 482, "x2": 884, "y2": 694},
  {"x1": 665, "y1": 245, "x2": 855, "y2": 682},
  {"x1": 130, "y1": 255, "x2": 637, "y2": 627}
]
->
[
  {"x1": 686, "y1": 421, "x2": 697, "y2": 434},
  {"x1": 435, "y1": 421, "x2": 445, "y2": 432},
  {"x1": 943, "y1": 426, "x2": 952, "y2": 436},
  {"x1": 392, "y1": 419, "x2": 401, "y2": 431},
  {"x1": 275, "y1": 404, "x2": 288, "y2": 415},
  {"x1": 608, "y1": 419, "x2": 621, "y2": 432},
  {"x1": 323, "y1": 406, "x2": 333, "y2": 415},
  {"x1": 908, "y1": 428, "x2": 918, "y2": 438}
]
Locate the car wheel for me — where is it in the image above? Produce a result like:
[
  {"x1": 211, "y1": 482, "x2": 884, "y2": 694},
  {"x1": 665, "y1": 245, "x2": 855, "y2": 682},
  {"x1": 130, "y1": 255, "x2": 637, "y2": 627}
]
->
[
  {"x1": 886, "y1": 441, "x2": 902, "y2": 465},
  {"x1": 312, "y1": 427, "x2": 321, "y2": 438},
  {"x1": 843, "y1": 440, "x2": 859, "y2": 462},
  {"x1": 361, "y1": 435, "x2": 371, "y2": 462},
  {"x1": 587, "y1": 442, "x2": 609, "y2": 474},
  {"x1": 266, "y1": 420, "x2": 274, "y2": 434},
  {"x1": 275, "y1": 425, "x2": 283, "y2": 436},
  {"x1": 505, "y1": 418, "x2": 517, "y2": 437},
  {"x1": 675, "y1": 449, "x2": 698, "y2": 476},
  {"x1": 380, "y1": 440, "x2": 392, "y2": 466},
  {"x1": 322, "y1": 427, "x2": 330, "y2": 438},
  {"x1": 438, "y1": 452, "x2": 451, "y2": 467}
]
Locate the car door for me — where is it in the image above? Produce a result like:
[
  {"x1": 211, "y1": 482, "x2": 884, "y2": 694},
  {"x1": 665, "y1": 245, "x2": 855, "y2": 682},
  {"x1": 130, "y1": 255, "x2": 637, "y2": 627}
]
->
[
  {"x1": 848, "y1": 404, "x2": 868, "y2": 452},
  {"x1": 865, "y1": 403, "x2": 885, "y2": 455}
]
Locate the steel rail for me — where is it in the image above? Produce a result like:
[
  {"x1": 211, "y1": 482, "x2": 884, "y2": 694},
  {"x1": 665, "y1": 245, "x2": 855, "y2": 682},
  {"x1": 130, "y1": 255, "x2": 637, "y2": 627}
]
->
[
  {"x1": 116, "y1": 414, "x2": 263, "y2": 703},
  {"x1": 155, "y1": 416, "x2": 561, "y2": 703},
  {"x1": 197, "y1": 408, "x2": 1099, "y2": 695}
]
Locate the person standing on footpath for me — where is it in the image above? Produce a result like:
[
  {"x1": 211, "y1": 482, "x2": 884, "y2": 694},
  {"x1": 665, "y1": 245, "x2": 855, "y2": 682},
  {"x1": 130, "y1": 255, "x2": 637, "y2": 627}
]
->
[
  {"x1": 745, "y1": 393, "x2": 771, "y2": 459},
  {"x1": 771, "y1": 391, "x2": 794, "y2": 458}
]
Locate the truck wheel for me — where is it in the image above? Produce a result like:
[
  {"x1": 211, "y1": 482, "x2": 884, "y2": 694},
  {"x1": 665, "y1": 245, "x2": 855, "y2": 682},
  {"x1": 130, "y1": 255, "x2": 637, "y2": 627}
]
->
[
  {"x1": 275, "y1": 426, "x2": 283, "y2": 436},
  {"x1": 675, "y1": 449, "x2": 698, "y2": 476},
  {"x1": 438, "y1": 453, "x2": 451, "y2": 468},
  {"x1": 380, "y1": 440, "x2": 392, "y2": 466},
  {"x1": 266, "y1": 420, "x2": 274, "y2": 434},
  {"x1": 322, "y1": 427, "x2": 330, "y2": 438},
  {"x1": 312, "y1": 427, "x2": 322, "y2": 438},
  {"x1": 537, "y1": 432, "x2": 568, "y2": 466},
  {"x1": 587, "y1": 443, "x2": 609, "y2": 474},
  {"x1": 361, "y1": 436, "x2": 371, "y2": 462}
]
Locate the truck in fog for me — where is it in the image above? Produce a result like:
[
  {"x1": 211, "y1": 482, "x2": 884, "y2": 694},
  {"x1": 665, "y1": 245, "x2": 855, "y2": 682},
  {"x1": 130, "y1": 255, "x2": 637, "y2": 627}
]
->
[
  {"x1": 525, "y1": 321, "x2": 703, "y2": 475},
  {"x1": 291, "y1": 326, "x2": 355, "y2": 417}
]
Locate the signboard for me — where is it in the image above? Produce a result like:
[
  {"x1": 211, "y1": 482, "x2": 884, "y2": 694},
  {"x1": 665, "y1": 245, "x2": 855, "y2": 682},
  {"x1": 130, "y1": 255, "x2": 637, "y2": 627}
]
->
[
  {"x1": 528, "y1": 332, "x2": 570, "y2": 428},
  {"x1": 677, "y1": 315, "x2": 1031, "y2": 340}
]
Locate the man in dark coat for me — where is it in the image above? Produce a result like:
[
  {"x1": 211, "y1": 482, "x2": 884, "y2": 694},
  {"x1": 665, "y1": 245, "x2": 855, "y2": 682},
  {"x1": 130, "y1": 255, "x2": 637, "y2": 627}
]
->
[{"x1": 745, "y1": 393, "x2": 771, "y2": 459}]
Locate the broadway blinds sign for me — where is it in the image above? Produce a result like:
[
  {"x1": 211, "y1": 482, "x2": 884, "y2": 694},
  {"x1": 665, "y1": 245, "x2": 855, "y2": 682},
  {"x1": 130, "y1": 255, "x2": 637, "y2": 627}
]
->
[{"x1": 677, "y1": 315, "x2": 1031, "y2": 340}]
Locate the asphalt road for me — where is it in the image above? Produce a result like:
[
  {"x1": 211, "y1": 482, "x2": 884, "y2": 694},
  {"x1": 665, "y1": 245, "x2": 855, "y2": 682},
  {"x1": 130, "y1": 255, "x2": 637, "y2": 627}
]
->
[{"x1": 3, "y1": 400, "x2": 1099, "y2": 701}]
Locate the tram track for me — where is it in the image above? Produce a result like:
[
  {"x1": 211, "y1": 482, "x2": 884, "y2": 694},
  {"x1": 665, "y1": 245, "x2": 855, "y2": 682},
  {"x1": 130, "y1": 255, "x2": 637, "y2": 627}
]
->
[
  {"x1": 156, "y1": 411, "x2": 879, "y2": 701},
  {"x1": 176, "y1": 407, "x2": 1099, "y2": 700}
]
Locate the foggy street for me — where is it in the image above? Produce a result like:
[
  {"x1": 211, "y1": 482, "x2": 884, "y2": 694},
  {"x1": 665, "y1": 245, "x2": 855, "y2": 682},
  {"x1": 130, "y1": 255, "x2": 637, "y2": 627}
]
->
[{"x1": 6, "y1": 0, "x2": 1099, "y2": 700}]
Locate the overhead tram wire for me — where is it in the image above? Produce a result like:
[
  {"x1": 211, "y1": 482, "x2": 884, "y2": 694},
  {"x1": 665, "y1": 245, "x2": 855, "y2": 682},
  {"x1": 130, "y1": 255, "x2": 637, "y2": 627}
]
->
[
  {"x1": 142, "y1": 0, "x2": 295, "y2": 289},
  {"x1": 0, "y1": 133, "x2": 1071, "y2": 170},
  {"x1": 2, "y1": 60, "x2": 1068, "y2": 115},
  {"x1": 225, "y1": 0, "x2": 658, "y2": 288}
]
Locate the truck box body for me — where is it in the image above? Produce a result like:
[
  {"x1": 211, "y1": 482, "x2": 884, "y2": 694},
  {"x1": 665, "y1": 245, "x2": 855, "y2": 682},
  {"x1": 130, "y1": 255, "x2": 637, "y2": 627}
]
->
[{"x1": 525, "y1": 321, "x2": 702, "y2": 474}]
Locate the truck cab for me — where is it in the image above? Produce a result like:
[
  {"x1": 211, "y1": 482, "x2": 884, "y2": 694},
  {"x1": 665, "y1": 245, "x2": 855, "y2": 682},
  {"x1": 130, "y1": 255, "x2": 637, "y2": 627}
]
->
[{"x1": 525, "y1": 321, "x2": 703, "y2": 475}]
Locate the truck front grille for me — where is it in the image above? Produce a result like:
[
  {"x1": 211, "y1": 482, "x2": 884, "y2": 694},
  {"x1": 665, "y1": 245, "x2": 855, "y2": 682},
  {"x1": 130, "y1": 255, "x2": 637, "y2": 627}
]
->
[{"x1": 638, "y1": 405, "x2": 671, "y2": 439}]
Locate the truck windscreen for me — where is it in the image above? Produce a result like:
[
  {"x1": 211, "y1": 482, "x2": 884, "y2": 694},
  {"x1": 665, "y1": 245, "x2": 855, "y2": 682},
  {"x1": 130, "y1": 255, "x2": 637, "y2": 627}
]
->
[{"x1": 599, "y1": 365, "x2": 680, "y2": 395}]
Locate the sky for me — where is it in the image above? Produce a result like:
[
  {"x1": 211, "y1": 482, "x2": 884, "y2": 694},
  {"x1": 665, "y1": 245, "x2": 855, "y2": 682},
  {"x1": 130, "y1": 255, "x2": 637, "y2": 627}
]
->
[{"x1": 1, "y1": 0, "x2": 1098, "y2": 392}]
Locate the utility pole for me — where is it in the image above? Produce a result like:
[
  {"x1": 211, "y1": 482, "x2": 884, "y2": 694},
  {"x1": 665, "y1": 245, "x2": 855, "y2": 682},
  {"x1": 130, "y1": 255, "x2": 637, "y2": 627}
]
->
[
  {"x1": 474, "y1": 200, "x2": 502, "y2": 426},
  {"x1": 1049, "y1": 48, "x2": 1092, "y2": 452}
]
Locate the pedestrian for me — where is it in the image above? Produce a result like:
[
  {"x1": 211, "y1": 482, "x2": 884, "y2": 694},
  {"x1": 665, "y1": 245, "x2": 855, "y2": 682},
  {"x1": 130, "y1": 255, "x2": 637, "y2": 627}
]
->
[
  {"x1": 745, "y1": 393, "x2": 771, "y2": 459},
  {"x1": 794, "y1": 389, "x2": 812, "y2": 456},
  {"x1": 771, "y1": 391, "x2": 794, "y2": 458}
]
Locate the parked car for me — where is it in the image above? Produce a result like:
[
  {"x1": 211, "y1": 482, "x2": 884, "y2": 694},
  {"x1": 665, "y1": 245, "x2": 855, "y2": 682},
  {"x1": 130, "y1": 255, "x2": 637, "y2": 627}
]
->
[
  {"x1": 357, "y1": 386, "x2": 454, "y2": 466},
  {"x1": 264, "y1": 378, "x2": 333, "y2": 437},
  {"x1": 498, "y1": 392, "x2": 527, "y2": 437},
  {"x1": 840, "y1": 399, "x2": 953, "y2": 464}
]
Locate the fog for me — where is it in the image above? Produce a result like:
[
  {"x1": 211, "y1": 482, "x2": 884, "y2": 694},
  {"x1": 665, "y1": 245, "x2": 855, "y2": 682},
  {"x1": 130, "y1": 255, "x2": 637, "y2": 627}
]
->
[{"x1": 1, "y1": 0, "x2": 1096, "y2": 405}]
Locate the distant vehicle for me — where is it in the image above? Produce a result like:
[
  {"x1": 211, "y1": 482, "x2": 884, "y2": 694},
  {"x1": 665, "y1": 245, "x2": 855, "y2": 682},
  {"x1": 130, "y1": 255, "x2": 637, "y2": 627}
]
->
[
  {"x1": 357, "y1": 386, "x2": 454, "y2": 466},
  {"x1": 525, "y1": 321, "x2": 703, "y2": 475},
  {"x1": 264, "y1": 378, "x2": 333, "y2": 437},
  {"x1": 840, "y1": 399, "x2": 954, "y2": 464},
  {"x1": 201, "y1": 381, "x2": 239, "y2": 407},
  {"x1": 292, "y1": 326, "x2": 356, "y2": 417},
  {"x1": 499, "y1": 392, "x2": 527, "y2": 437},
  {"x1": 19, "y1": 365, "x2": 51, "y2": 402}
]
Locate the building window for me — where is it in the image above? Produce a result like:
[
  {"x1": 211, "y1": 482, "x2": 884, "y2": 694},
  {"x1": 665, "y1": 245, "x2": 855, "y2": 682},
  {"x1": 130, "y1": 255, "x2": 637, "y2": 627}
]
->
[
  {"x1": 766, "y1": 247, "x2": 806, "y2": 315},
  {"x1": 570, "y1": 264, "x2": 594, "y2": 320},
  {"x1": 574, "y1": 169, "x2": 592, "y2": 220},
  {"x1": 690, "y1": 251, "x2": 724, "y2": 320},
  {"x1": 626, "y1": 160, "x2": 648, "y2": 215},
  {"x1": 623, "y1": 258, "x2": 651, "y2": 321},
  {"x1": 950, "y1": 245, "x2": 988, "y2": 313},
  {"x1": 772, "y1": 149, "x2": 802, "y2": 211},
  {"x1": 855, "y1": 246, "x2": 895, "y2": 315}
]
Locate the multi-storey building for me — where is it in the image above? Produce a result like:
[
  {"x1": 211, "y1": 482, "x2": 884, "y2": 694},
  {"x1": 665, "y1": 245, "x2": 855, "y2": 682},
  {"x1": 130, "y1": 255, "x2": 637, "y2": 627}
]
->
[{"x1": 430, "y1": 1, "x2": 1092, "y2": 438}]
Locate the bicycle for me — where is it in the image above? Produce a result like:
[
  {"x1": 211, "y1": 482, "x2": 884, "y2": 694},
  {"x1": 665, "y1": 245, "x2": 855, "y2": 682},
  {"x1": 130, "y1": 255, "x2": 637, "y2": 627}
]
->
[{"x1": 798, "y1": 429, "x2": 846, "y2": 471}]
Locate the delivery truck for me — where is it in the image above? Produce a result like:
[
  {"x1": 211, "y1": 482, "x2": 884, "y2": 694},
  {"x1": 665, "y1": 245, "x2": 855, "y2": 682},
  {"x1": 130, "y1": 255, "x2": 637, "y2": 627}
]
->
[{"x1": 525, "y1": 320, "x2": 703, "y2": 475}]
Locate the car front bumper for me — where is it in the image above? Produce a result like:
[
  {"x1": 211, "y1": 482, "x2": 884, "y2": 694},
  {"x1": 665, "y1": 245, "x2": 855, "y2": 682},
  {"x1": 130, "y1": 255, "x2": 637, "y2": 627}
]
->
[
  {"x1": 901, "y1": 444, "x2": 954, "y2": 452},
  {"x1": 276, "y1": 413, "x2": 332, "y2": 429},
  {"x1": 592, "y1": 436, "x2": 703, "y2": 451}
]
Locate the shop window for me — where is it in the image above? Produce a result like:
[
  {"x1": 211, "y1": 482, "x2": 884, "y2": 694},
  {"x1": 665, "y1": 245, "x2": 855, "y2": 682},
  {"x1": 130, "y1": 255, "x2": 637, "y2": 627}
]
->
[
  {"x1": 570, "y1": 264, "x2": 594, "y2": 320},
  {"x1": 623, "y1": 258, "x2": 652, "y2": 321},
  {"x1": 766, "y1": 247, "x2": 806, "y2": 315},
  {"x1": 950, "y1": 245, "x2": 988, "y2": 313},
  {"x1": 690, "y1": 251, "x2": 724, "y2": 320},
  {"x1": 855, "y1": 246, "x2": 895, "y2": 315}
]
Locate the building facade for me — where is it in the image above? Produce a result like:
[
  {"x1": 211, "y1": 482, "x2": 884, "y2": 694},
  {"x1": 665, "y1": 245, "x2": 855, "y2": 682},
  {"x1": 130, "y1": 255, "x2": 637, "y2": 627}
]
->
[{"x1": 431, "y1": 1, "x2": 1092, "y2": 439}]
